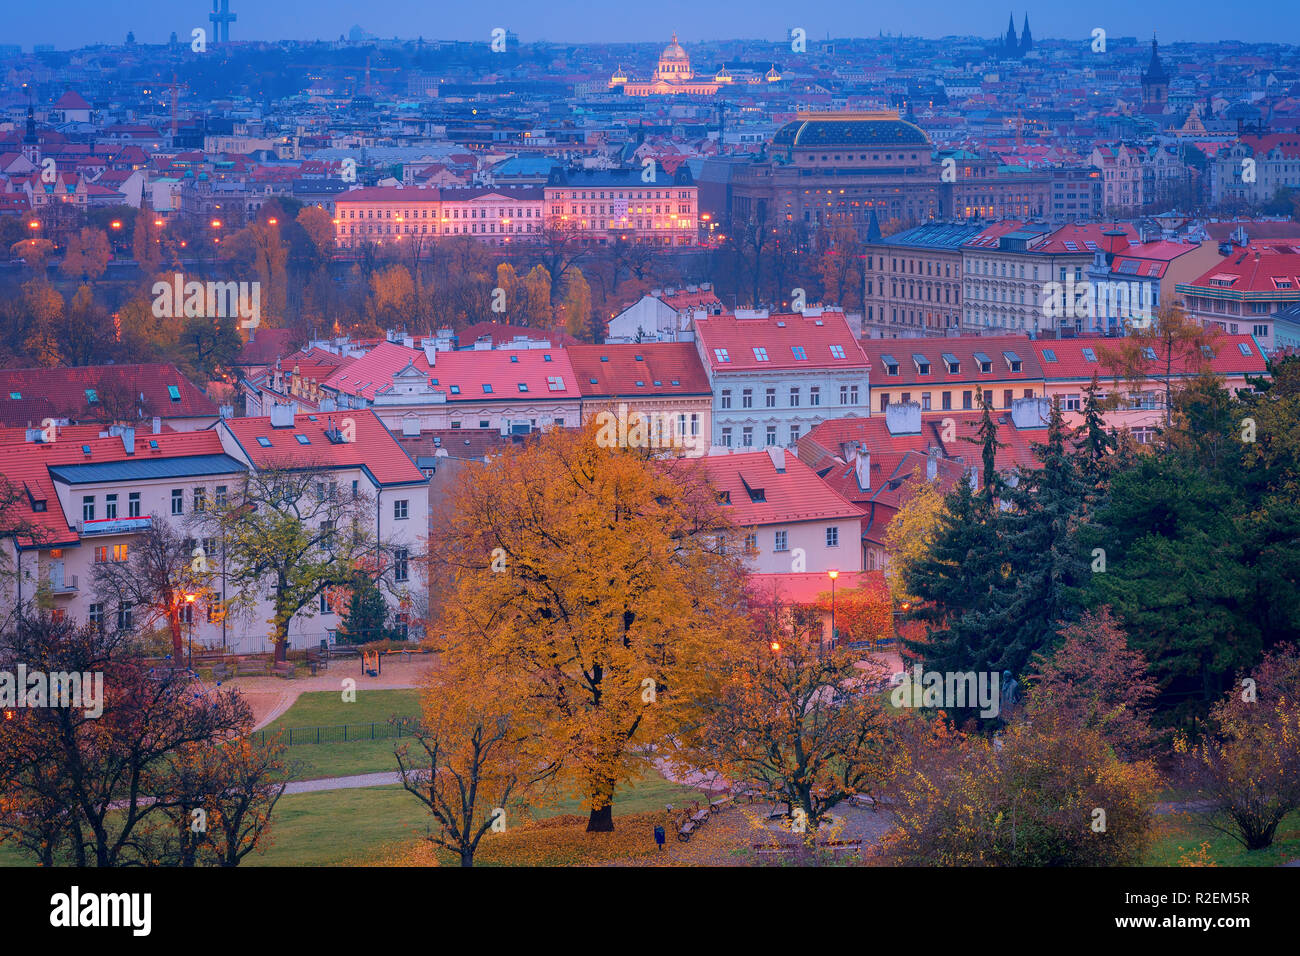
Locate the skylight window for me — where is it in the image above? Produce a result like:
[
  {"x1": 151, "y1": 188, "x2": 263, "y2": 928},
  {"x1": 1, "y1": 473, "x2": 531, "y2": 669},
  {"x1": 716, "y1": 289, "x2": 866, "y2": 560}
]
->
[
  {"x1": 791, "y1": 346, "x2": 808, "y2": 360},
  {"x1": 829, "y1": 345, "x2": 846, "y2": 359},
  {"x1": 295, "y1": 434, "x2": 311, "y2": 445},
  {"x1": 8, "y1": 392, "x2": 20, "y2": 400},
  {"x1": 753, "y1": 347, "x2": 769, "y2": 361},
  {"x1": 517, "y1": 383, "x2": 528, "y2": 392},
  {"x1": 167, "y1": 385, "x2": 181, "y2": 402},
  {"x1": 714, "y1": 348, "x2": 730, "y2": 363},
  {"x1": 510, "y1": 355, "x2": 519, "y2": 363},
  {"x1": 543, "y1": 354, "x2": 552, "y2": 362},
  {"x1": 450, "y1": 385, "x2": 461, "y2": 395},
  {"x1": 547, "y1": 376, "x2": 565, "y2": 391},
  {"x1": 85, "y1": 389, "x2": 98, "y2": 404},
  {"x1": 1239, "y1": 342, "x2": 1253, "y2": 356},
  {"x1": 482, "y1": 384, "x2": 493, "y2": 394},
  {"x1": 1201, "y1": 345, "x2": 1215, "y2": 359},
  {"x1": 1141, "y1": 347, "x2": 1157, "y2": 361},
  {"x1": 256, "y1": 436, "x2": 272, "y2": 447},
  {"x1": 1042, "y1": 348, "x2": 1057, "y2": 363}
]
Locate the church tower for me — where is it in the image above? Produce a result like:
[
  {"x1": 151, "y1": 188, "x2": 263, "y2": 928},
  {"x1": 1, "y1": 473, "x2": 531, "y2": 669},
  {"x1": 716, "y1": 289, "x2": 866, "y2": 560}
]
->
[
  {"x1": 1004, "y1": 14, "x2": 1018, "y2": 57},
  {"x1": 1141, "y1": 36, "x2": 1170, "y2": 113},
  {"x1": 1020, "y1": 15, "x2": 1032, "y2": 54},
  {"x1": 21, "y1": 99, "x2": 40, "y2": 166}
]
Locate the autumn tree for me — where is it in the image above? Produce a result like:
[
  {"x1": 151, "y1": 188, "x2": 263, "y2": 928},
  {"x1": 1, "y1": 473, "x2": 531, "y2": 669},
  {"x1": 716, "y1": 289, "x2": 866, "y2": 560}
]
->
[
  {"x1": 21, "y1": 278, "x2": 64, "y2": 367},
  {"x1": 688, "y1": 621, "x2": 895, "y2": 832},
  {"x1": 60, "y1": 227, "x2": 111, "y2": 281},
  {"x1": 1027, "y1": 607, "x2": 1159, "y2": 760},
  {"x1": 561, "y1": 267, "x2": 593, "y2": 339},
  {"x1": 61, "y1": 284, "x2": 114, "y2": 367},
  {"x1": 884, "y1": 709, "x2": 1158, "y2": 865},
  {"x1": 883, "y1": 464, "x2": 949, "y2": 605},
  {"x1": 521, "y1": 264, "x2": 554, "y2": 327},
  {"x1": 91, "y1": 518, "x2": 214, "y2": 658},
  {"x1": 0, "y1": 613, "x2": 268, "y2": 866},
  {"x1": 430, "y1": 423, "x2": 748, "y2": 832},
  {"x1": 1101, "y1": 302, "x2": 1211, "y2": 429},
  {"x1": 1181, "y1": 643, "x2": 1300, "y2": 850},
  {"x1": 196, "y1": 463, "x2": 379, "y2": 664}
]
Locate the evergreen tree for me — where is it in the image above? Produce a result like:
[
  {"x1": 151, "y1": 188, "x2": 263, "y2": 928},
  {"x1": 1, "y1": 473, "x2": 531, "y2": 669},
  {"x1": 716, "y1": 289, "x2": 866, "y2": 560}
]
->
[
  {"x1": 962, "y1": 389, "x2": 1006, "y2": 505},
  {"x1": 338, "y1": 574, "x2": 395, "y2": 645},
  {"x1": 1074, "y1": 371, "x2": 1117, "y2": 482}
]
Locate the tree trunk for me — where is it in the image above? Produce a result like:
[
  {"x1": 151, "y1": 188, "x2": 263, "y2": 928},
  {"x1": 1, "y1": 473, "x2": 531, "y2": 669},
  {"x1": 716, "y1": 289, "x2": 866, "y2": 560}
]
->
[
  {"x1": 169, "y1": 612, "x2": 184, "y2": 658},
  {"x1": 586, "y1": 803, "x2": 614, "y2": 832},
  {"x1": 273, "y1": 625, "x2": 289, "y2": 664}
]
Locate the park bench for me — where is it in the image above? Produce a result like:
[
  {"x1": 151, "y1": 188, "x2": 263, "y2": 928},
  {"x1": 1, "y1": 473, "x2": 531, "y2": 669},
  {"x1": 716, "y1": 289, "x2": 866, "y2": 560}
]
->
[
  {"x1": 690, "y1": 808, "x2": 710, "y2": 825},
  {"x1": 211, "y1": 662, "x2": 233, "y2": 680},
  {"x1": 272, "y1": 661, "x2": 295, "y2": 679},
  {"x1": 710, "y1": 797, "x2": 731, "y2": 813},
  {"x1": 235, "y1": 659, "x2": 270, "y2": 677},
  {"x1": 676, "y1": 820, "x2": 697, "y2": 842}
]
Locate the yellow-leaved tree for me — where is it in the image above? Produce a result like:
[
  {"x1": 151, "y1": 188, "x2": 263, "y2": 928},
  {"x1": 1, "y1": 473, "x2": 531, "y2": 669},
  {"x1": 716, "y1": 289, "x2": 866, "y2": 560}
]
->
[
  {"x1": 882, "y1": 466, "x2": 948, "y2": 606},
  {"x1": 431, "y1": 423, "x2": 749, "y2": 831}
]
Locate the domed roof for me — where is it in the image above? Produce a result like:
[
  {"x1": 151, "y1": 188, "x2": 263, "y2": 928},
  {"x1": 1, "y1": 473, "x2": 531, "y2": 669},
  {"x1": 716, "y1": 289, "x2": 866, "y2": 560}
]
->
[
  {"x1": 773, "y1": 113, "x2": 931, "y2": 149},
  {"x1": 661, "y1": 33, "x2": 688, "y2": 61}
]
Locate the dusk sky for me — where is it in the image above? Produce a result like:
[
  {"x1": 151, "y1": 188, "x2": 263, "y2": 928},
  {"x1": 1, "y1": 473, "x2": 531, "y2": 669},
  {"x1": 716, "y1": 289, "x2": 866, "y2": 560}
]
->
[{"x1": 6, "y1": 0, "x2": 1297, "y2": 49}]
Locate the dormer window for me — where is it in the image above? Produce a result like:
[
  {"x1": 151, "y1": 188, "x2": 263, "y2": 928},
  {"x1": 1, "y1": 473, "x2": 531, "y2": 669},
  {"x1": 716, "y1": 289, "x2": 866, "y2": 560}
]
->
[
  {"x1": 913, "y1": 354, "x2": 930, "y2": 375},
  {"x1": 791, "y1": 346, "x2": 807, "y2": 360},
  {"x1": 974, "y1": 351, "x2": 992, "y2": 374},
  {"x1": 943, "y1": 353, "x2": 960, "y2": 374},
  {"x1": 1082, "y1": 348, "x2": 1097, "y2": 362},
  {"x1": 829, "y1": 344, "x2": 846, "y2": 359},
  {"x1": 753, "y1": 347, "x2": 769, "y2": 361},
  {"x1": 714, "y1": 348, "x2": 730, "y2": 363},
  {"x1": 1003, "y1": 350, "x2": 1022, "y2": 373},
  {"x1": 881, "y1": 353, "x2": 900, "y2": 376}
]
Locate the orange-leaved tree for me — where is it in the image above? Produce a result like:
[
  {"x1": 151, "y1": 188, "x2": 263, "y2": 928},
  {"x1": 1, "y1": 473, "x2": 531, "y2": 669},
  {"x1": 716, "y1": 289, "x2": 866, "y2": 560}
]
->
[{"x1": 430, "y1": 422, "x2": 749, "y2": 832}]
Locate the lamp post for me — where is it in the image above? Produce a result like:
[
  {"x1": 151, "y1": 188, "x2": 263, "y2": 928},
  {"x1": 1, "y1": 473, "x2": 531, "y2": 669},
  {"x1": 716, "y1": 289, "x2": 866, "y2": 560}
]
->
[
  {"x1": 184, "y1": 592, "x2": 196, "y2": 667},
  {"x1": 827, "y1": 568, "x2": 839, "y2": 652}
]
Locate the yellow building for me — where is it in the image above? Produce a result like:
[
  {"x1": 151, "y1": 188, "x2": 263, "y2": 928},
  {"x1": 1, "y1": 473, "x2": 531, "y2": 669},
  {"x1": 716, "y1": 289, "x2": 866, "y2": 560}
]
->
[{"x1": 611, "y1": 34, "x2": 723, "y2": 96}]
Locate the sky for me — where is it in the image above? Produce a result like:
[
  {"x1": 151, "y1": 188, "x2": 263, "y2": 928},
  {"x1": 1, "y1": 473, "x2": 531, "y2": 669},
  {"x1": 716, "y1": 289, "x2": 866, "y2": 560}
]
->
[{"x1": 5, "y1": 0, "x2": 1298, "y2": 49}]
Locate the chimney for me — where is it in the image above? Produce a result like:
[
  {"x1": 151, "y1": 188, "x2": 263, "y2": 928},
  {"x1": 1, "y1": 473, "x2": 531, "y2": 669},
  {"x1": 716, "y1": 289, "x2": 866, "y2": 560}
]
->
[
  {"x1": 402, "y1": 417, "x2": 420, "y2": 437},
  {"x1": 119, "y1": 426, "x2": 135, "y2": 455},
  {"x1": 885, "y1": 401, "x2": 922, "y2": 436},
  {"x1": 151, "y1": 416, "x2": 162, "y2": 434},
  {"x1": 766, "y1": 446, "x2": 786, "y2": 473},
  {"x1": 854, "y1": 447, "x2": 871, "y2": 490},
  {"x1": 269, "y1": 402, "x2": 296, "y2": 428},
  {"x1": 422, "y1": 342, "x2": 438, "y2": 366},
  {"x1": 1010, "y1": 396, "x2": 1051, "y2": 430},
  {"x1": 926, "y1": 447, "x2": 939, "y2": 481},
  {"x1": 24, "y1": 427, "x2": 46, "y2": 443}
]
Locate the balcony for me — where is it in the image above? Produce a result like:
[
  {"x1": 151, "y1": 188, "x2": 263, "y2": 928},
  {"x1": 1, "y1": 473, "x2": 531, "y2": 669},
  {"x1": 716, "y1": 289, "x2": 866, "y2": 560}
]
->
[
  {"x1": 77, "y1": 516, "x2": 154, "y2": 536},
  {"x1": 47, "y1": 564, "x2": 78, "y2": 595}
]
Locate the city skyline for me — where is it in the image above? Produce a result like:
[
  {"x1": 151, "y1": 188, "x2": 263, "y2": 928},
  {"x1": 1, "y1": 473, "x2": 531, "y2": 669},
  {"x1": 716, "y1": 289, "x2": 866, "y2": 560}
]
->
[{"x1": 4, "y1": 0, "x2": 1298, "y2": 49}]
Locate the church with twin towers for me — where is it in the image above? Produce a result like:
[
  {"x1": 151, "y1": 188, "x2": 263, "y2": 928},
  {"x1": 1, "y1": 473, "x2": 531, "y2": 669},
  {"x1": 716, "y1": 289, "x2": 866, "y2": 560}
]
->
[{"x1": 1000, "y1": 13, "x2": 1033, "y2": 58}]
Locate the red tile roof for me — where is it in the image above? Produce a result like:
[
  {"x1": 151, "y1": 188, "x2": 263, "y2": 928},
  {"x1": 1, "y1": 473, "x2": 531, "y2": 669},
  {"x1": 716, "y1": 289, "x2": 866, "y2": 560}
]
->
[
  {"x1": 695, "y1": 311, "x2": 868, "y2": 372},
  {"x1": 695, "y1": 449, "x2": 864, "y2": 526},
  {"x1": 0, "y1": 426, "x2": 227, "y2": 549},
  {"x1": 220, "y1": 409, "x2": 425, "y2": 486},
  {"x1": 0, "y1": 364, "x2": 216, "y2": 426},
  {"x1": 859, "y1": 334, "x2": 1042, "y2": 387},
  {"x1": 1028, "y1": 332, "x2": 1267, "y2": 381},
  {"x1": 458, "y1": 322, "x2": 580, "y2": 348},
  {"x1": 566, "y1": 343, "x2": 710, "y2": 397},
  {"x1": 1181, "y1": 245, "x2": 1300, "y2": 295}
]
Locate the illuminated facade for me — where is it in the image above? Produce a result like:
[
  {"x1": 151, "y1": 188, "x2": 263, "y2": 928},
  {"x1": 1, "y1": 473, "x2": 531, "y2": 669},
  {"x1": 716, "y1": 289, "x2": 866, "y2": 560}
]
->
[{"x1": 611, "y1": 33, "x2": 724, "y2": 96}]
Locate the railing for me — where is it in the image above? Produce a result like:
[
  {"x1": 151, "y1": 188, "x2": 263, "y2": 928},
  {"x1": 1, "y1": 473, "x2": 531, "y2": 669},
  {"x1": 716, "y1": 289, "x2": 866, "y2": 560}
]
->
[
  {"x1": 250, "y1": 716, "x2": 420, "y2": 747},
  {"x1": 77, "y1": 516, "x2": 154, "y2": 536}
]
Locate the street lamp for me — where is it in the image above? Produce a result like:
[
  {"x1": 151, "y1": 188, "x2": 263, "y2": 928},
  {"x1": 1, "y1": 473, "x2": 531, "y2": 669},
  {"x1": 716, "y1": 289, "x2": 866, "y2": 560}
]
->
[
  {"x1": 827, "y1": 568, "x2": 839, "y2": 650},
  {"x1": 184, "y1": 592, "x2": 196, "y2": 666}
]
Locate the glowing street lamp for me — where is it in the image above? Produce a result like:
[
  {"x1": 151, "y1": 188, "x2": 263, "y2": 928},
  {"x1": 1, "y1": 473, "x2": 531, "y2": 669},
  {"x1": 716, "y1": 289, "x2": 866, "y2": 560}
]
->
[
  {"x1": 184, "y1": 593, "x2": 197, "y2": 666},
  {"x1": 828, "y1": 569, "x2": 839, "y2": 650}
]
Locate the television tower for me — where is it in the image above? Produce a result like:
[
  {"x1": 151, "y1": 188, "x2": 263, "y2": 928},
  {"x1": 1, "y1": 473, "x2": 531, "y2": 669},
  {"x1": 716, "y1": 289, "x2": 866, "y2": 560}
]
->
[{"x1": 209, "y1": 0, "x2": 236, "y2": 44}]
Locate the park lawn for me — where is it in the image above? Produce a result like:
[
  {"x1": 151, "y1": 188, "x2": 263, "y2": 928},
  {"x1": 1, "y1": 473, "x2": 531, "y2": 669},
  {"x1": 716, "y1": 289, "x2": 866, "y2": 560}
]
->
[
  {"x1": 281, "y1": 738, "x2": 411, "y2": 781},
  {"x1": 247, "y1": 771, "x2": 711, "y2": 867},
  {"x1": 266, "y1": 688, "x2": 420, "y2": 730},
  {"x1": 1143, "y1": 810, "x2": 1300, "y2": 867}
]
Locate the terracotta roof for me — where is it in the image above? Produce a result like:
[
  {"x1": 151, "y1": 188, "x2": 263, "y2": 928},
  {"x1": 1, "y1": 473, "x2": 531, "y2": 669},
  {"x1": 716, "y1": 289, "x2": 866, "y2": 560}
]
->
[
  {"x1": 566, "y1": 343, "x2": 710, "y2": 397},
  {"x1": 0, "y1": 364, "x2": 216, "y2": 425},
  {"x1": 1028, "y1": 332, "x2": 1267, "y2": 381},
  {"x1": 695, "y1": 311, "x2": 868, "y2": 372},
  {"x1": 860, "y1": 334, "x2": 1042, "y2": 387},
  {"x1": 695, "y1": 449, "x2": 864, "y2": 526},
  {"x1": 0, "y1": 427, "x2": 228, "y2": 549},
  {"x1": 221, "y1": 409, "x2": 426, "y2": 486},
  {"x1": 234, "y1": 329, "x2": 299, "y2": 367},
  {"x1": 1181, "y1": 245, "x2": 1300, "y2": 295}
]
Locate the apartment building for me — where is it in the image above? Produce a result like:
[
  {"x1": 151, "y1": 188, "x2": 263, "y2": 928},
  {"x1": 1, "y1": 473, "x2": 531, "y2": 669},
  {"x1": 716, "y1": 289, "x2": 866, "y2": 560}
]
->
[
  {"x1": 544, "y1": 164, "x2": 698, "y2": 246},
  {"x1": 1176, "y1": 242, "x2": 1300, "y2": 352},
  {"x1": 858, "y1": 334, "x2": 1045, "y2": 415},
  {"x1": 333, "y1": 184, "x2": 545, "y2": 246},
  {"x1": 695, "y1": 309, "x2": 871, "y2": 450},
  {"x1": 860, "y1": 221, "x2": 984, "y2": 337}
]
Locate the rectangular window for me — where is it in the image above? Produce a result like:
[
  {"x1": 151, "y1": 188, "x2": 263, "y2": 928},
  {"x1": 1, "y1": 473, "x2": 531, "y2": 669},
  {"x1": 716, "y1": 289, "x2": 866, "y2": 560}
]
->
[
  {"x1": 963, "y1": 391, "x2": 973, "y2": 410},
  {"x1": 789, "y1": 387, "x2": 800, "y2": 407},
  {"x1": 744, "y1": 532, "x2": 758, "y2": 554},
  {"x1": 774, "y1": 530, "x2": 788, "y2": 552},
  {"x1": 741, "y1": 389, "x2": 753, "y2": 409},
  {"x1": 1003, "y1": 389, "x2": 1013, "y2": 409},
  {"x1": 880, "y1": 393, "x2": 890, "y2": 412},
  {"x1": 720, "y1": 389, "x2": 731, "y2": 409},
  {"x1": 765, "y1": 426, "x2": 777, "y2": 447},
  {"x1": 765, "y1": 388, "x2": 776, "y2": 408},
  {"x1": 810, "y1": 387, "x2": 821, "y2": 406},
  {"x1": 742, "y1": 427, "x2": 753, "y2": 447},
  {"x1": 214, "y1": 486, "x2": 227, "y2": 508},
  {"x1": 394, "y1": 548, "x2": 409, "y2": 583},
  {"x1": 1065, "y1": 394, "x2": 1081, "y2": 412},
  {"x1": 104, "y1": 494, "x2": 117, "y2": 520},
  {"x1": 394, "y1": 499, "x2": 409, "y2": 520},
  {"x1": 942, "y1": 391, "x2": 952, "y2": 411},
  {"x1": 826, "y1": 526, "x2": 839, "y2": 547},
  {"x1": 721, "y1": 427, "x2": 732, "y2": 447},
  {"x1": 113, "y1": 544, "x2": 129, "y2": 563},
  {"x1": 88, "y1": 603, "x2": 104, "y2": 626},
  {"x1": 128, "y1": 492, "x2": 141, "y2": 518},
  {"x1": 93, "y1": 546, "x2": 108, "y2": 563},
  {"x1": 921, "y1": 393, "x2": 931, "y2": 411},
  {"x1": 193, "y1": 488, "x2": 206, "y2": 512},
  {"x1": 117, "y1": 605, "x2": 134, "y2": 631},
  {"x1": 82, "y1": 496, "x2": 95, "y2": 522}
]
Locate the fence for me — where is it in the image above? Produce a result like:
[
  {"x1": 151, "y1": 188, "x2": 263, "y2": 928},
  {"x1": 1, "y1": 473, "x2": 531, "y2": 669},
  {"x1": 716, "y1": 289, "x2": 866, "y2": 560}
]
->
[{"x1": 251, "y1": 716, "x2": 420, "y2": 747}]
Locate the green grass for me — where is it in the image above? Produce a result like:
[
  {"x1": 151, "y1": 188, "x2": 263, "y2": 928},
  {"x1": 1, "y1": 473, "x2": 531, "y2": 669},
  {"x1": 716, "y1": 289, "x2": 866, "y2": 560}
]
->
[
  {"x1": 246, "y1": 771, "x2": 710, "y2": 866},
  {"x1": 260, "y1": 689, "x2": 421, "y2": 781},
  {"x1": 1143, "y1": 810, "x2": 1300, "y2": 867}
]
